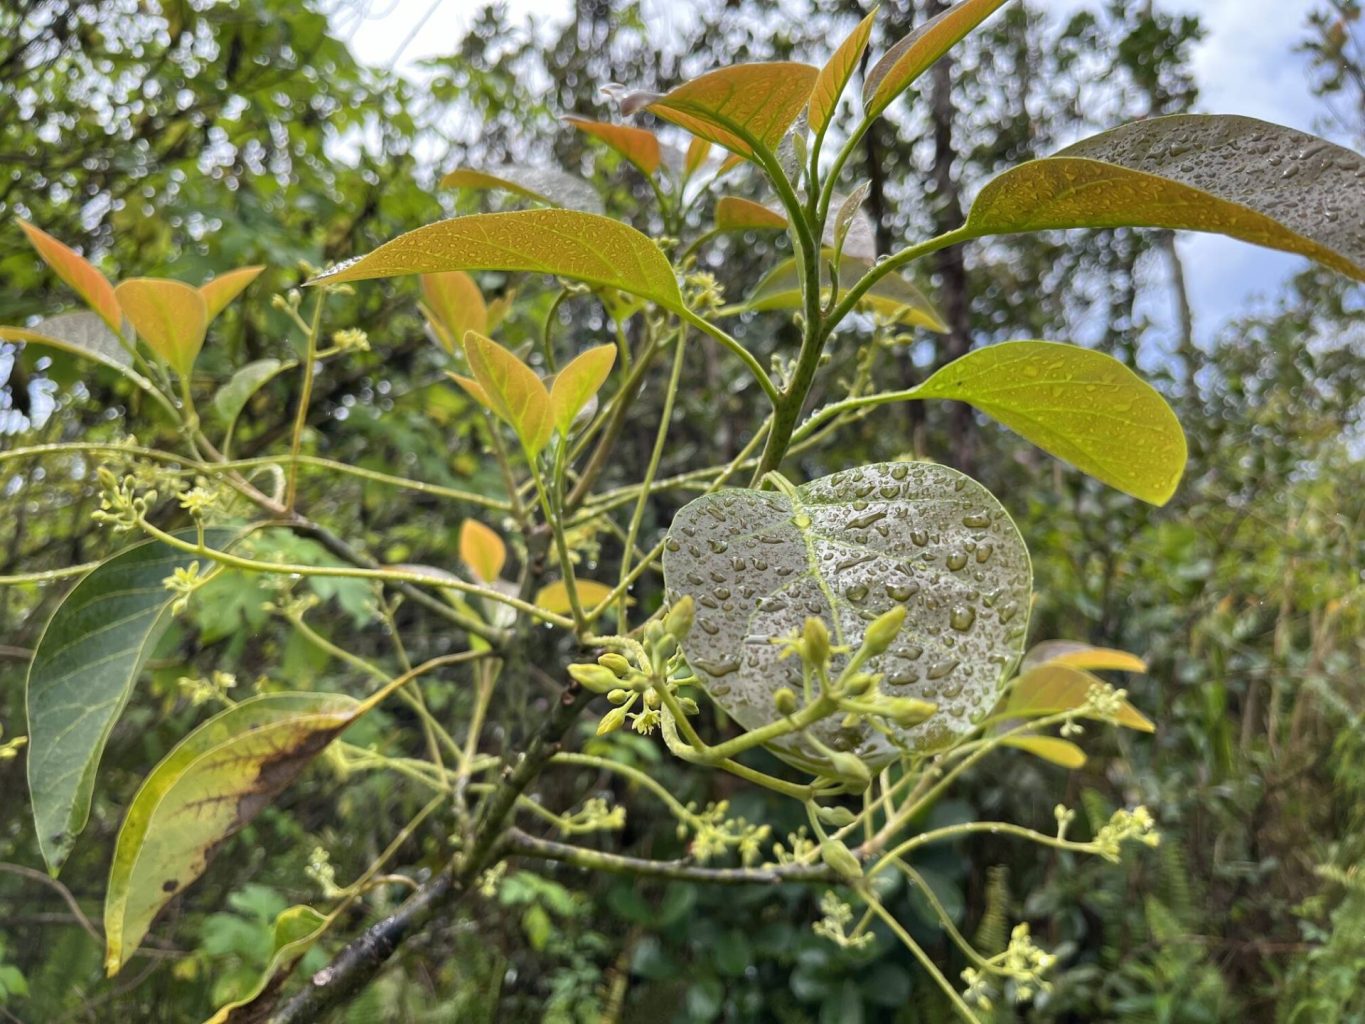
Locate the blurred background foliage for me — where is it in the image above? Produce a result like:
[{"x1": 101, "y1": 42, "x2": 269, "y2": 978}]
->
[{"x1": 0, "y1": 0, "x2": 1362, "y2": 1021}]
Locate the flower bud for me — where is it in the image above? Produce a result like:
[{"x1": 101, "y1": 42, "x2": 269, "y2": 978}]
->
[
  {"x1": 802, "y1": 617, "x2": 830, "y2": 667},
  {"x1": 815, "y1": 805, "x2": 858, "y2": 828},
  {"x1": 773, "y1": 687, "x2": 799, "y2": 715},
  {"x1": 598, "y1": 653, "x2": 632, "y2": 677},
  {"x1": 842, "y1": 672, "x2": 876, "y2": 696},
  {"x1": 819, "y1": 838, "x2": 863, "y2": 880},
  {"x1": 886, "y1": 697, "x2": 937, "y2": 727},
  {"x1": 824, "y1": 750, "x2": 872, "y2": 788},
  {"x1": 568, "y1": 663, "x2": 620, "y2": 694},
  {"x1": 596, "y1": 705, "x2": 628, "y2": 735},
  {"x1": 862, "y1": 605, "x2": 906, "y2": 657},
  {"x1": 607, "y1": 688, "x2": 629, "y2": 705},
  {"x1": 663, "y1": 596, "x2": 695, "y2": 641}
]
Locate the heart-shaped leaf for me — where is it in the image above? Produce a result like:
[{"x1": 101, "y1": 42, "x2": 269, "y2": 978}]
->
[
  {"x1": 18, "y1": 220, "x2": 123, "y2": 334},
  {"x1": 564, "y1": 116, "x2": 662, "y2": 175},
  {"x1": 966, "y1": 115, "x2": 1365, "y2": 282},
  {"x1": 308, "y1": 210, "x2": 683, "y2": 314},
  {"x1": 914, "y1": 341, "x2": 1187, "y2": 505},
  {"x1": 104, "y1": 692, "x2": 358, "y2": 975},
  {"x1": 809, "y1": 7, "x2": 879, "y2": 134},
  {"x1": 440, "y1": 165, "x2": 604, "y2": 214},
  {"x1": 662, "y1": 462, "x2": 1031, "y2": 771},
  {"x1": 115, "y1": 278, "x2": 208, "y2": 376}
]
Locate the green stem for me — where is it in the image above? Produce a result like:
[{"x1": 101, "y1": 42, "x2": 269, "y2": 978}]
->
[{"x1": 285, "y1": 295, "x2": 325, "y2": 511}]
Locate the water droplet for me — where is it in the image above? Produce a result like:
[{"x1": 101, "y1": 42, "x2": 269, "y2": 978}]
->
[
  {"x1": 845, "y1": 583, "x2": 868, "y2": 603},
  {"x1": 949, "y1": 606, "x2": 976, "y2": 631},
  {"x1": 927, "y1": 658, "x2": 959, "y2": 680},
  {"x1": 946, "y1": 551, "x2": 968, "y2": 571}
]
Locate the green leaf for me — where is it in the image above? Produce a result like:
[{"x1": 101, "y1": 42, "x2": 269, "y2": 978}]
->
[
  {"x1": 914, "y1": 341, "x2": 1187, "y2": 505},
  {"x1": 212, "y1": 358, "x2": 291, "y2": 428},
  {"x1": 809, "y1": 7, "x2": 878, "y2": 135},
  {"x1": 1002, "y1": 663, "x2": 1154, "y2": 732},
  {"x1": 1001, "y1": 735, "x2": 1086, "y2": 768},
  {"x1": 204, "y1": 904, "x2": 329, "y2": 1024},
  {"x1": 966, "y1": 115, "x2": 1365, "y2": 282},
  {"x1": 26, "y1": 532, "x2": 230, "y2": 874},
  {"x1": 748, "y1": 253, "x2": 945, "y2": 330},
  {"x1": 662, "y1": 462, "x2": 1032, "y2": 771},
  {"x1": 115, "y1": 277, "x2": 208, "y2": 376},
  {"x1": 439, "y1": 165, "x2": 604, "y2": 214},
  {"x1": 863, "y1": 0, "x2": 1009, "y2": 118},
  {"x1": 629, "y1": 62, "x2": 819, "y2": 158},
  {"x1": 308, "y1": 210, "x2": 683, "y2": 313},
  {"x1": 716, "y1": 193, "x2": 876, "y2": 260},
  {"x1": 463, "y1": 331, "x2": 553, "y2": 456},
  {"x1": 104, "y1": 692, "x2": 359, "y2": 975},
  {"x1": 549, "y1": 343, "x2": 616, "y2": 435}
]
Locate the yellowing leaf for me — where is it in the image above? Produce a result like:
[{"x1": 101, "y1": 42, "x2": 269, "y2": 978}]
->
[
  {"x1": 863, "y1": 0, "x2": 1009, "y2": 117},
  {"x1": 1022, "y1": 640, "x2": 1148, "y2": 674},
  {"x1": 810, "y1": 7, "x2": 878, "y2": 134},
  {"x1": 748, "y1": 253, "x2": 946, "y2": 331},
  {"x1": 18, "y1": 220, "x2": 123, "y2": 334},
  {"x1": 460, "y1": 519, "x2": 507, "y2": 583},
  {"x1": 549, "y1": 344, "x2": 616, "y2": 435},
  {"x1": 440, "y1": 166, "x2": 603, "y2": 214},
  {"x1": 199, "y1": 266, "x2": 265, "y2": 320},
  {"x1": 684, "y1": 136, "x2": 712, "y2": 178},
  {"x1": 1002, "y1": 735, "x2": 1087, "y2": 769},
  {"x1": 463, "y1": 331, "x2": 553, "y2": 456},
  {"x1": 1003, "y1": 663, "x2": 1154, "y2": 733},
  {"x1": 104, "y1": 692, "x2": 359, "y2": 975},
  {"x1": 966, "y1": 115, "x2": 1365, "y2": 282},
  {"x1": 915, "y1": 341, "x2": 1187, "y2": 505},
  {"x1": 535, "y1": 578, "x2": 616, "y2": 615},
  {"x1": 421, "y1": 271, "x2": 487, "y2": 353},
  {"x1": 639, "y1": 62, "x2": 819, "y2": 157},
  {"x1": 308, "y1": 210, "x2": 683, "y2": 313},
  {"x1": 714, "y1": 196, "x2": 790, "y2": 231},
  {"x1": 564, "y1": 116, "x2": 662, "y2": 175},
  {"x1": 448, "y1": 371, "x2": 492, "y2": 409},
  {"x1": 114, "y1": 278, "x2": 208, "y2": 376},
  {"x1": 204, "y1": 903, "x2": 328, "y2": 1024}
]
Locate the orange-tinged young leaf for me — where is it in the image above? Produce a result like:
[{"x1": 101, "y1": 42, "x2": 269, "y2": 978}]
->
[
  {"x1": 448, "y1": 371, "x2": 492, "y2": 409},
  {"x1": 641, "y1": 62, "x2": 819, "y2": 158},
  {"x1": 549, "y1": 344, "x2": 616, "y2": 435},
  {"x1": 199, "y1": 266, "x2": 265, "y2": 320},
  {"x1": 114, "y1": 278, "x2": 208, "y2": 376},
  {"x1": 440, "y1": 166, "x2": 603, "y2": 214},
  {"x1": 809, "y1": 7, "x2": 878, "y2": 134},
  {"x1": 1004, "y1": 663, "x2": 1155, "y2": 733},
  {"x1": 1023, "y1": 640, "x2": 1148, "y2": 674},
  {"x1": 462, "y1": 331, "x2": 553, "y2": 456},
  {"x1": 967, "y1": 115, "x2": 1365, "y2": 282},
  {"x1": 684, "y1": 136, "x2": 712, "y2": 177},
  {"x1": 459, "y1": 519, "x2": 506, "y2": 583},
  {"x1": 421, "y1": 271, "x2": 487, "y2": 353},
  {"x1": 564, "y1": 116, "x2": 662, "y2": 175},
  {"x1": 18, "y1": 220, "x2": 123, "y2": 334},
  {"x1": 535, "y1": 578, "x2": 616, "y2": 615},
  {"x1": 309, "y1": 210, "x2": 683, "y2": 314},
  {"x1": 863, "y1": 0, "x2": 1009, "y2": 117},
  {"x1": 1002, "y1": 735, "x2": 1087, "y2": 769},
  {"x1": 714, "y1": 196, "x2": 789, "y2": 231},
  {"x1": 915, "y1": 341, "x2": 1187, "y2": 505}
]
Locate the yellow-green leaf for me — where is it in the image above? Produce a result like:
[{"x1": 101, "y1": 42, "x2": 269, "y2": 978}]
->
[
  {"x1": 18, "y1": 220, "x2": 123, "y2": 334},
  {"x1": 440, "y1": 166, "x2": 603, "y2": 214},
  {"x1": 421, "y1": 271, "x2": 487, "y2": 353},
  {"x1": 308, "y1": 210, "x2": 683, "y2": 313},
  {"x1": 966, "y1": 115, "x2": 1365, "y2": 282},
  {"x1": 684, "y1": 136, "x2": 712, "y2": 178},
  {"x1": 460, "y1": 519, "x2": 506, "y2": 583},
  {"x1": 199, "y1": 266, "x2": 265, "y2": 320},
  {"x1": 535, "y1": 579, "x2": 616, "y2": 614},
  {"x1": 748, "y1": 253, "x2": 946, "y2": 331},
  {"x1": 636, "y1": 62, "x2": 819, "y2": 158},
  {"x1": 714, "y1": 196, "x2": 789, "y2": 231},
  {"x1": 810, "y1": 7, "x2": 878, "y2": 134},
  {"x1": 463, "y1": 331, "x2": 553, "y2": 456},
  {"x1": 914, "y1": 341, "x2": 1187, "y2": 505},
  {"x1": 863, "y1": 0, "x2": 1008, "y2": 117},
  {"x1": 204, "y1": 904, "x2": 328, "y2": 1024},
  {"x1": 549, "y1": 344, "x2": 616, "y2": 435},
  {"x1": 1022, "y1": 640, "x2": 1148, "y2": 674},
  {"x1": 564, "y1": 116, "x2": 662, "y2": 175},
  {"x1": 104, "y1": 692, "x2": 359, "y2": 975},
  {"x1": 1002, "y1": 735, "x2": 1087, "y2": 769},
  {"x1": 717, "y1": 195, "x2": 876, "y2": 259},
  {"x1": 1003, "y1": 663, "x2": 1154, "y2": 733},
  {"x1": 448, "y1": 371, "x2": 492, "y2": 409},
  {"x1": 114, "y1": 278, "x2": 208, "y2": 377}
]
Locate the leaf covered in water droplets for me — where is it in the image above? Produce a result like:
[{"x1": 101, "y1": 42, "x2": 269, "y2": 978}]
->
[
  {"x1": 440, "y1": 165, "x2": 604, "y2": 214},
  {"x1": 662, "y1": 462, "x2": 1032, "y2": 772},
  {"x1": 967, "y1": 115, "x2": 1365, "y2": 282}
]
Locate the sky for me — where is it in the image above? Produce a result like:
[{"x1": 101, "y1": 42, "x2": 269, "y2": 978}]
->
[{"x1": 333, "y1": 0, "x2": 1340, "y2": 344}]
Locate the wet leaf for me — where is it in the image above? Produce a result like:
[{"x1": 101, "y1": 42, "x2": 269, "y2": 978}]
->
[
  {"x1": 535, "y1": 578, "x2": 616, "y2": 615},
  {"x1": 914, "y1": 341, "x2": 1187, "y2": 505},
  {"x1": 460, "y1": 519, "x2": 507, "y2": 583},
  {"x1": 638, "y1": 62, "x2": 819, "y2": 158},
  {"x1": 440, "y1": 165, "x2": 604, "y2": 214},
  {"x1": 564, "y1": 116, "x2": 662, "y2": 175},
  {"x1": 114, "y1": 278, "x2": 208, "y2": 376},
  {"x1": 863, "y1": 0, "x2": 1008, "y2": 117},
  {"x1": 1, "y1": 312, "x2": 131, "y2": 375},
  {"x1": 421, "y1": 271, "x2": 488, "y2": 353},
  {"x1": 27, "y1": 532, "x2": 231, "y2": 874},
  {"x1": 18, "y1": 220, "x2": 123, "y2": 333},
  {"x1": 1021, "y1": 640, "x2": 1147, "y2": 674},
  {"x1": 199, "y1": 266, "x2": 265, "y2": 320},
  {"x1": 205, "y1": 904, "x2": 328, "y2": 1024},
  {"x1": 662, "y1": 462, "x2": 1032, "y2": 771},
  {"x1": 714, "y1": 196, "x2": 789, "y2": 231},
  {"x1": 308, "y1": 210, "x2": 683, "y2": 313},
  {"x1": 748, "y1": 253, "x2": 945, "y2": 330},
  {"x1": 716, "y1": 193, "x2": 876, "y2": 259},
  {"x1": 549, "y1": 344, "x2": 616, "y2": 435},
  {"x1": 463, "y1": 331, "x2": 553, "y2": 456},
  {"x1": 104, "y1": 692, "x2": 358, "y2": 975},
  {"x1": 1001, "y1": 735, "x2": 1086, "y2": 768},
  {"x1": 809, "y1": 7, "x2": 878, "y2": 134},
  {"x1": 1002, "y1": 663, "x2": 1154, "y2": 732},
  {"x1": 832, "y1": 183, "x2": 875, "y2": 258},
  {"x1": 966, "y1": 115, "x2": 1365, "y2": 282}
]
